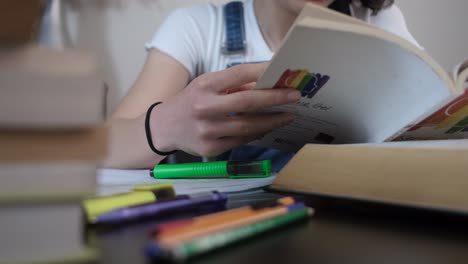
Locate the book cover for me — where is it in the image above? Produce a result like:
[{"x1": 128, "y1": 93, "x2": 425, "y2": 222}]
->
[
  {"x1": 270, "y1": 143, "x2": 468, "y2": 214},
  {"x1": 0, "y1": 45, "x2": 107, "y2": 128},
  {"x1": 0, "y1": 126, "x2": 108, "y2": 161}
]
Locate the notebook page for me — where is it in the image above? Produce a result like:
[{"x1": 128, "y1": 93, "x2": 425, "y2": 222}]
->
[{"x1": 97, "y1": 169, "x2": 276, "y2": 196}]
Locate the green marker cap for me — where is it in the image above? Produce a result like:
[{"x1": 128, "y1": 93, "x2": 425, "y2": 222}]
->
[{"x1": 150, "y1": 160, "x2": 272, "y2": 179}]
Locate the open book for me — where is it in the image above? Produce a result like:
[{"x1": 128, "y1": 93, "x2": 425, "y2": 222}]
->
[{"x1": 253, "y1": 4, "x2": 468, "y2": 152}]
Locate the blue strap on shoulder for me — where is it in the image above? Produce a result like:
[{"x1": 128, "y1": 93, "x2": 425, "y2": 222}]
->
[
  {"x1": 222, "y1": 1, "x2": 246, "y2": 54},
  {"x1": 219, "y1": 2, "x2": 295, "y2": 171}
]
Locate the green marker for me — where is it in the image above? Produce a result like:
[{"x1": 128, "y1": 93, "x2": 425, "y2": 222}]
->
[
  {"x1": 150, "y1": 160, "x2": 272, "y2": 179},
  {"x1": 145, "y1": 206, "x2": 313, "y2": 261}
]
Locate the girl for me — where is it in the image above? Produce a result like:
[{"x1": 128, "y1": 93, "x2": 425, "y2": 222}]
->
[{"x1": 104, "y1": 0, "x2": 420, "y2": 170}]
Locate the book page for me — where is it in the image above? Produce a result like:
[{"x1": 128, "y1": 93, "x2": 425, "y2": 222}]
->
[
  {"x1": 97, "y1": 169, "x2": 275, "y2": 196},
  {"x1": 455, "y1": 60, "x2": 468, "y2": 90},
  {"x1": 452, "y1": 57, "x2": 468, "y2": 84},
  {"x1": 297, "y1": 3, "x2": 370, "y2": 27},
  {"x1": 279, "y1": 4, "x2": 372, "y2": 53},
  {"x1": 253, "y1": 18, "x2": 455, "y2": 152},
  {"x1": 351, "y1": 139, "x2": 468, "y2": 149}
]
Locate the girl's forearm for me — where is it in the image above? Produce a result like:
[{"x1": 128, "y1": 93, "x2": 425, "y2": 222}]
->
[{"x1": 101, "y1": 116, "x2": 167, "y2": 169}]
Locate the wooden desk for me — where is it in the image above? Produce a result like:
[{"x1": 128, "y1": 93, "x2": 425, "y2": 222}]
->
[{"x1": 91, "y1": 190, "x2": 468, "y2": 264}]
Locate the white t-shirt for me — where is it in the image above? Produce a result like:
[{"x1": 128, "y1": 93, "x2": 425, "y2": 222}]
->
[{"x1": 146, "y1": 0, "x2": 421, "y2": 80}]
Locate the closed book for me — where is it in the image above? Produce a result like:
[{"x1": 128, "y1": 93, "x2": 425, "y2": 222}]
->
[
  {"x1": 270, "y1": 143, "x2": 468, "y2": 214},
  {"x1": 0, "y1": 45, "x2": 107, "y2": 128},
  {"x1": 0, "y1": 126, "x2": 107, "y2": 161},
  {"x1": 0, "y1": 161, "x2": 97, "y2": 202},
  {"x1": 0, "y1": 201, "x2": 97, "y2": 264}
]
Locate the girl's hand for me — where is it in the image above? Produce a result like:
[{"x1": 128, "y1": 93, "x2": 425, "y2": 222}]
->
[{"x1": 151, "y1": 63, "x2": 301, "y2": 157}]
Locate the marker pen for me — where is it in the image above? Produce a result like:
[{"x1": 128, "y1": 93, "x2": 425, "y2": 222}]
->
[
  {"x1": 82, "y1": 183, "x2": 175, "y2": 221},
  {"x1": 92, "y1": 191, "x2": 227, "y2": 224},
  {"x1": 146, "y1": 206, "x2": 313, "y2": 261},
  {"x1": 150, "y1": 160, "x2": 272, "y2": 179}
]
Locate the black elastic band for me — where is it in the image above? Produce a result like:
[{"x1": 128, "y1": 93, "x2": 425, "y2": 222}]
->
[{"x1": 145, "y1": 102, "x2": 177, "y2": 156}]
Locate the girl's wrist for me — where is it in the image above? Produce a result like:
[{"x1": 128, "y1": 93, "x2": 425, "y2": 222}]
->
[{"x1": 145, "y1": 102, "x2": 178, "y2": 155}]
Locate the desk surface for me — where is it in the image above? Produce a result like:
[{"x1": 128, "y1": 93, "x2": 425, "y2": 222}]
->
[{"x1": 91, "y1": 190, "x2": 468, "y2": 264}]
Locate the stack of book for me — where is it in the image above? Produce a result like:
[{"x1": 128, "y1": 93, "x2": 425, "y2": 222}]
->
[{"x1": 0, "y1": 45, "x2": 108, "y2": 263}]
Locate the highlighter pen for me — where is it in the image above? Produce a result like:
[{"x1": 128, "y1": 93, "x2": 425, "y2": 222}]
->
[
  {"x1": 157, "y1": 201, "x2": 305, "y2": 247},
  {"x1": 153, "y1": 197, "x2": 296, "y2": 239},
  {"x1": 92, "y1": 191, "x2": 227, "y2": 225},
  {"x1": 83, "y1": 183, "x2": 175, "y2": 222},
  {"x1": 146, "y1": 206, "x2": 313, "y2": 261},
  {"x1": 150, "y1": 160, "x2": 272, "y2": 179}
]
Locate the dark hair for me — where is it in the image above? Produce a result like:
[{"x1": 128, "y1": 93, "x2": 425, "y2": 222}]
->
[
  {"x1": 330, "y1": 0, "x2": 394, "y2": 15},
  {"x1": 360, "y1": 0, "x2": 394, "y2": 14}
]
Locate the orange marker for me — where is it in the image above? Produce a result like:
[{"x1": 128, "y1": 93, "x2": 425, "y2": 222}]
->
[{"x1": 153, "y1": 197, "x2": 296, "y2": 246}]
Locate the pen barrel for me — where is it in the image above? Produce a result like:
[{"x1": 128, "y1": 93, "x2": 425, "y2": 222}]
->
[
  {"x1": 152, "y1": 161, "x2": 228, "y2": 178},
  {"x1": 151, "y1": 160, "x2": 271, "y2": 179},
  {"x1": 166, "y1": 208, "x2": 312, "y2": 261},
  {"x1": 94, "y1": 192, "x2": 227, "y2": 224},
  {"x1": 136, "y1": 193, "x2": 225, "y2": 218},
  {"x1": 83, "y1": 191, "x2": 156, "y2": 220}
]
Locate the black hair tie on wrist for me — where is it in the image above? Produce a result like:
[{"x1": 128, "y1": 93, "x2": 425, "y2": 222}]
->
[{"x1": 145, "y1": 102, "x2": 177, "y2": 156}]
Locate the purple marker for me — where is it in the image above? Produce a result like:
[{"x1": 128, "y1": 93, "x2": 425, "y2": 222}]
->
[{"x1": 92, "y1": 191, "x2": 227, "y2": 224}]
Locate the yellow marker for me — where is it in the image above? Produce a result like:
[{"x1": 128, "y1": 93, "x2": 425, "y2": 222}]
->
[{"x1": 82, "y1": 183, "x2": 175, "y2": 221}]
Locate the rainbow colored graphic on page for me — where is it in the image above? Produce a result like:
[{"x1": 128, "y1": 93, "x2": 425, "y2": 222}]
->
[
  {"x1": 408, "y1": 89, "x2": 468, "y2": 134},
  {"x1": 273, "y1": 69, "x2": 330, "y2": 99}
]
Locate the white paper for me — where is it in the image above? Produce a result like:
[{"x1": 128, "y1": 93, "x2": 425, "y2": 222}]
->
[
  {"x1": 97, "y1": 169, "x2": 276, "y2": 196},
  {"x1": 351, "y1": 139, "x2": 468, "y2": 149}
]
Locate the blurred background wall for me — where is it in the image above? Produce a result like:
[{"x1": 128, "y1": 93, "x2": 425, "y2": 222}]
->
[
  {"x1": 396, "y1": 0, "x2": 468, "y2": 74},
  {"x1": 47, "y1": 0, "x2": 468, "y2": 113}
]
